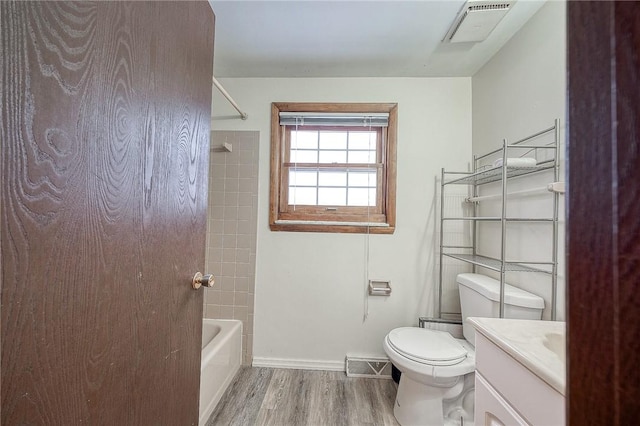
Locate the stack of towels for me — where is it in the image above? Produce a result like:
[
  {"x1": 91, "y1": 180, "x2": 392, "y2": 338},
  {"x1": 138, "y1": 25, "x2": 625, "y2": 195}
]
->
[{"x1": 493, "y1": 157, "x2": 537, "y2": 167}]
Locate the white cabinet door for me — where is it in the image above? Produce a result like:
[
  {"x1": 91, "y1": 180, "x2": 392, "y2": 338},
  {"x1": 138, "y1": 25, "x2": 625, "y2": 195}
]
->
[
  {"x1": 475, "y1": 373, "x2": 529, "y2": 426},
  {"x1": 474, "y1": 332, "x2": 565, "y2": 425}
]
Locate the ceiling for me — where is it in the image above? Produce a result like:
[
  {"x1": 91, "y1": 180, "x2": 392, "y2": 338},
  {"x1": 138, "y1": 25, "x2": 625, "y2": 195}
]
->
[{"x1": 209, "y1": 0, "x2": 547, "y2": 78}]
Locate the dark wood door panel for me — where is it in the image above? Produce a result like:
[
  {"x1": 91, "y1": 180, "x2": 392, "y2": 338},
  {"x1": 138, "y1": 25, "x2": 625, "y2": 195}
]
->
[
  {"x1": 567, "y1": 2, "x2": 615, "y2": 424},
  {"x1": 612, "y1": 3, "x2": 640, "y2": 424},
  {"x1": 567, "y1": 1, "x2": 640, "y2": 424},
  {"x1": 1, "y1": 2, "x2": 214, "y2": 424}
]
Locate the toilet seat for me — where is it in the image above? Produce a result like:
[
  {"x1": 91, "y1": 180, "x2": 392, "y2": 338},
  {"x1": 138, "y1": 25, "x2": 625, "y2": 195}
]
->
[{"x1": 386, "y1": 327, "x2": 468, "y2": 366}]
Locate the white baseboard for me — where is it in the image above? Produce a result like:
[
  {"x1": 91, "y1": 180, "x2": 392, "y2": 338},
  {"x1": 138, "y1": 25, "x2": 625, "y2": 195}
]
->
[{"x1": 252, "y1": 356, "x2": 345, "y2": 371}]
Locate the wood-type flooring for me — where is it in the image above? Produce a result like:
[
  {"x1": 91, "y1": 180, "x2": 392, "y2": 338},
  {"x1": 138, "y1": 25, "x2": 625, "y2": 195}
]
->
[{"x1": 206, "y1": 367, "x2": 400, "y2": 426}]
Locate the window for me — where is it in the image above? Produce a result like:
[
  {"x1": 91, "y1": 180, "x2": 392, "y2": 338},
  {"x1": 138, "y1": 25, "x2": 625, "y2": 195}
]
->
[{"x1": 270, "y1": 102, "x2": 397, "y2": 233}]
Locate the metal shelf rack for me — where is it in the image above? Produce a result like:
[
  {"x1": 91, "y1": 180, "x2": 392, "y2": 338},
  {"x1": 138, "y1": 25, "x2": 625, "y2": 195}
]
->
[{"x1": 438, "y1": 119, "x2": 561, "y2": 320}]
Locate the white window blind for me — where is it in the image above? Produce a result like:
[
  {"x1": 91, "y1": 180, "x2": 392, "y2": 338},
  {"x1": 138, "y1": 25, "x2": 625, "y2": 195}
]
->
[{"x1": 279, "y1": 112, "x2": 389, "y2": 127}]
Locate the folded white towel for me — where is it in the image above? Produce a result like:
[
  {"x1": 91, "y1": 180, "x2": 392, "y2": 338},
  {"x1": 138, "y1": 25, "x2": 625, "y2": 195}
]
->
[{"x1": 493, "y1": 157, "x2": 537, "y2": 167}]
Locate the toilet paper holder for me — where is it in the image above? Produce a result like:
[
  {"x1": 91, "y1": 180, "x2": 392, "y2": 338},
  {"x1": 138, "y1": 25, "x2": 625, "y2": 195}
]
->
[{"x1": 368, "y1": 280, "x2": 392, "y2": 296}]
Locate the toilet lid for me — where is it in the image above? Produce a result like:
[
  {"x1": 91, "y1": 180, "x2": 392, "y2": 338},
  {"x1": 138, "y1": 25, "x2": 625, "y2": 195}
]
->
[{"x1": 387, "y1": 327, "x2": 468, "y2": 366}]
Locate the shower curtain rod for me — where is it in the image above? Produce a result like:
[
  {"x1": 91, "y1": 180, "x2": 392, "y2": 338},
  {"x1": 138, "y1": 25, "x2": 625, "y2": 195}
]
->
[{"x1": 212, "y1": 76, "x2": 248, "y2": 120}]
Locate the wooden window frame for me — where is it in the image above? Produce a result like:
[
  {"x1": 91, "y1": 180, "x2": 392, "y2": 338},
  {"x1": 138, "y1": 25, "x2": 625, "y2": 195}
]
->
[
  {"x1": 270, "y1": 102, "x2": 397, "y2": 234},
  {"x1": 281, "y1": 125, "x2": 384, "y2": 217}
]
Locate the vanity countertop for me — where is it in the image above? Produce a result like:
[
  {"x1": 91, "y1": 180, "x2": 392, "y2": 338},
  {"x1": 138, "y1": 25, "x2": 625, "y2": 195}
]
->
[{"x1": 468, "y1": 317, "x2": 566, "y2": 395}]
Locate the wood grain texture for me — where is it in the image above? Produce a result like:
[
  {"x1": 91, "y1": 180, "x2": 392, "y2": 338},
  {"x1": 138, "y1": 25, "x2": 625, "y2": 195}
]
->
[
  {"x1": 1, "y1": 2, "x2": 214, "y2": 424},
  {"x1": 612, "y1": 3, "x2": 640, "y2": 424},
  {"x1": 567, "y1": 2, "x2": 615, "y2": 424},
  {"x1": 207, "y1": 367, "x2": 275, "y2": 426},
  {"x1": 567, "y1": 1, "x2": 640, "y2": 424},
  {"x1": 384, "y1": 104, "x2": 398, "y2": 231},
  {"x1": 207, "y1": 367, "x2": 400, "y2": 426}
]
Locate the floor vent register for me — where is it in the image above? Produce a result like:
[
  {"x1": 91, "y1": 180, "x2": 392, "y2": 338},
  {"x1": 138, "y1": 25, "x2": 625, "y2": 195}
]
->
[{"x1": 345, "y1": 356, "x2": 392, "y2": 379}]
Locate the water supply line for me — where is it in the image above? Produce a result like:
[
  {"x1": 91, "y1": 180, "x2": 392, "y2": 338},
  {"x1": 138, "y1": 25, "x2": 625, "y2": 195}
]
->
[{"x1": 212, "y1": 76, "x2": 248, "y2": 120}]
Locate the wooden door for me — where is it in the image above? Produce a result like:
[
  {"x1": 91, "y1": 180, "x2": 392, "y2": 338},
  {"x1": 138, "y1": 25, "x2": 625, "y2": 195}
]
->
[
  {"x1": 1, "y1": 2, "x2": 214, "y2": 424},
  {"x1": 567, "y1": 1, "x2": 640, "y2": 425}
]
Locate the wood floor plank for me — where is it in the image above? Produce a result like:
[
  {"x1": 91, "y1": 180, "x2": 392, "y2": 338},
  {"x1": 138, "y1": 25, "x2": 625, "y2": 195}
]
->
[
  {"x1": 206, "y1": 367, "x2": 274, "y2": 426},
  {"x1": 206, "y1": 367, "x2": 399, "y2": 426},
  {"x1": 373, "y1": 379, "x2": 400, "y2": 426},
  {"x1": 344, "y1": 378, "x2": 382, "y2": 425},
  {"x1": 327, "y1": 371, "x2": 353, "y2": 426},
  {"x1": 305, "y1": 370, "x2": 346, "y2": 426},
  {"x1": 255, "y1": 369, "x2": 311, "y2": 426}
]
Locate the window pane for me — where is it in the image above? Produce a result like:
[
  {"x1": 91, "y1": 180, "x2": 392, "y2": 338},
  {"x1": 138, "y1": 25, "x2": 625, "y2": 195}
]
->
[
  {"x1": 290, "y1": 149, "x2": 318, "y2": 163},
  {"x1": 318, "y1": 171, "x2": 347, "y2": 187},
  {"x1": 289, "y1": 170, "x2": 317, "y2": 186},
  {"x1": 319, "y1": 150, "x2": 347, "y2": 163},
  {"x1": 348, "y1": 188, "x2": 377, "y2": 206},
  {"x1": 348, "y1": 150, "x2": 377, "y2": 164},
  {"x1": 319, "y1": 132, "x2": 347, "y2": 150},
  {"x1": 291, "y1": 131, "x2": 318, "y2": 149},
  {"x1": 289, "y1": 187, "x2": 317, "y2": 205},
  {"x1": 348, "y1": 132, "x2": 377, "y2": 150},
  {"x1": 318, "y1": 188, "x2": 347, "y2": 206},
  {"x1": 348, "y1": 170, "x2": 377, "y2": 187}
]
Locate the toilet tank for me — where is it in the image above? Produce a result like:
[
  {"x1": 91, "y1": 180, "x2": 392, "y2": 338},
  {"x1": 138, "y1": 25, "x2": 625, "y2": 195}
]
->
[{"x1": 457, "y1": 273, "x2": 545, "y2": 345}]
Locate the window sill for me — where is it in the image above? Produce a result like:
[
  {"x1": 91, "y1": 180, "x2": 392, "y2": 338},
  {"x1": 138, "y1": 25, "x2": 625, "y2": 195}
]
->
[{"x1": 270, "y1": 220, "x2": 395, "y2": 234}]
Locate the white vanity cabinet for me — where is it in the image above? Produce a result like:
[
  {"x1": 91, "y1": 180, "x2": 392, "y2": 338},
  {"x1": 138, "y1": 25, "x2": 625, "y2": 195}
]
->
[
  {"x1": 475, "y1": 373, "x2": 528, "y2": 425},
  {"x1": 470, "y1": 318, "x2": 566, "y2": 426}
]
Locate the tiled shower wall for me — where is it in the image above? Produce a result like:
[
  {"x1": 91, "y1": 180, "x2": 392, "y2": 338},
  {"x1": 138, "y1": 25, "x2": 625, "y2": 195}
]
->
[{"x1": 204, "y1": 130, "x2": 259, "y2": 365}]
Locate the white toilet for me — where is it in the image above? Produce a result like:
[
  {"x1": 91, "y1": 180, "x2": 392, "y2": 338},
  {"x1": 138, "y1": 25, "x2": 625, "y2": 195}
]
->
[{"x1": 383, "y1": 273, "x2": 545, "y2": 426}]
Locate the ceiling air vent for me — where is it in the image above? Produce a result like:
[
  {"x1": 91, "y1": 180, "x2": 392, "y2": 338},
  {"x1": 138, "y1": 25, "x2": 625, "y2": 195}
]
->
[{"x1": 444, "y1": 0, "x2": 513, "y2": 43}]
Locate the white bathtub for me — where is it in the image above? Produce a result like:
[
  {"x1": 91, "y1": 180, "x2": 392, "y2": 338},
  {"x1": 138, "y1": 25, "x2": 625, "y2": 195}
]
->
[{"x1": 199, "y1": 319, "x2": 242, "y2": 426}]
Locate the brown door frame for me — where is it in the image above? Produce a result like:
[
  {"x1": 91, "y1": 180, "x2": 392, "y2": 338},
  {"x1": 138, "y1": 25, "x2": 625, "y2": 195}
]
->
[{"x1": 567, "y1": 1, "x2": 640, "y2": 424}]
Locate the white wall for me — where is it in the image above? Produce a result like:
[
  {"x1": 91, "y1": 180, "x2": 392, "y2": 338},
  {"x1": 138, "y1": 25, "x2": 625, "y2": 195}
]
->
[
  {"x1": 211, "y1": 78, "x2": 472, "y2": 367},
  {"x1": 472, "y1": 1, "x2": 567, "y2": 320}
]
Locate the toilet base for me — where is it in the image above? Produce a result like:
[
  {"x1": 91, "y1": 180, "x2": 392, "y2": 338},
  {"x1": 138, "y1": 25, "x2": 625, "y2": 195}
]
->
[{"x1": 393, "y1": 372, "x2": 475, "y2": 426}]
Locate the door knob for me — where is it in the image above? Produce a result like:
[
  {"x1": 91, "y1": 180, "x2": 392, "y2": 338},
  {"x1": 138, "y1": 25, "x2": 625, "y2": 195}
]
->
[{"x1": 192, "y1": 272, "x2": 215, "y2": 290}]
